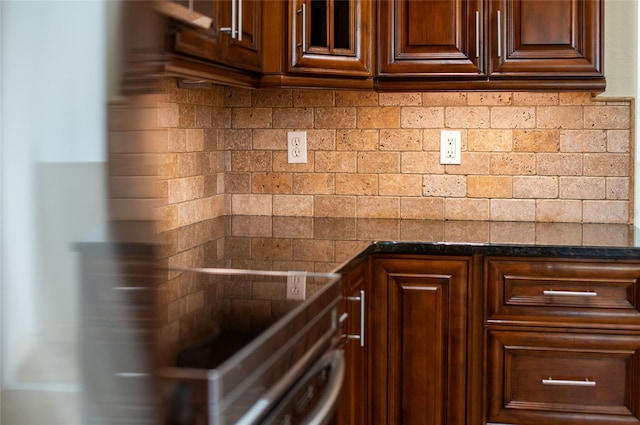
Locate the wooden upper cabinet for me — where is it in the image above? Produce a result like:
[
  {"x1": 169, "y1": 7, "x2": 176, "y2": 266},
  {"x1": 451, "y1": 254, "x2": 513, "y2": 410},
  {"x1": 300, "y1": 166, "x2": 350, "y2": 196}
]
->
[
  {"x1": 169, "y1": 0, "x2": 261, "y2": 71},
  {"x1": 489, "y1": 0, "x2": 603, "y2": 79},
  {"x1": 288, "y1": 0, "x2": 372, "y2": 77},
  {"x1": 378, "y1": 0, "x2": 484, "y2": 78}
]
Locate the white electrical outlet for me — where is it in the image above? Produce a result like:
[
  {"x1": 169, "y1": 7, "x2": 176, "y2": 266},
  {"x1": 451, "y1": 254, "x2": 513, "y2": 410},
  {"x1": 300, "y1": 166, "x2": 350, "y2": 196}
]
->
[
  {"x1": 287, "y1": 131, "x2": 307, "y2": 164},
  {"x1": 286, "y1": 272, "x2": 307, "y2": 300},
  {"x1": 440, "y1": 130, "x2": 461, "y2": 165}
]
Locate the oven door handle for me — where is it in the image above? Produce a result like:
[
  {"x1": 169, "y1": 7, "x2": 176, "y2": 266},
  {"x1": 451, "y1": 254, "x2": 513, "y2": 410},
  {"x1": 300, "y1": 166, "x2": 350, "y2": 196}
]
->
[{"x1": 305, "y1": 349, "x2": 345, "y2": 425}]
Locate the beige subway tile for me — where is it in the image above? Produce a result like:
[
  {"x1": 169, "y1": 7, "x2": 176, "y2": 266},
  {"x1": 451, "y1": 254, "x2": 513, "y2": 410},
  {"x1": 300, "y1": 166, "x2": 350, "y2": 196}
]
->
[
  {"x1": 292, "y1": 239, "x2": 334, "y2": 261},
  {"x1": 423, "y1": 129, "x2": 442, "y2": 151},
  {"x1": 337, "y1": 129, "x2": 379, "y2": 151},
  {"x1": 252, "y1": 172, "x2": 293, "y2": 194},
  {"x1": 401, "y1": 152, "x2": 444, "y2": 174},
  {"x1": 467, "y1": 176, "x2": 512, "y2": 198},
  {"x1": 195, "y1": 105, "x2": 212, "y2": 128},
  {"x1": 583, "y1": 153, "x2": 629, "y2": 177},
  {"x1": 315, "y1": 107, "x2": 357, "y2": 128},
  {"x1": 253, "y1": 129, "x2": 287, "y2": 150},
  {"x1": 222, "y1": 129, "x2": 253, "y2": 150},
  {"x1": 356, "y1": 197, "x2": 400, "y2": 218},
  {"x1": 468, "y1": 129, "x2": 512, "y2": 152},
  {"x1": 186, "y1": 129, "x2": 204, "y2": 152},
  {"x1": 443, "y1": 152, "x2": 491, "y2": 175},
  {"x1": 559, "y1": 129, "x2": 607, "y2": 153},
  {"x1": 444, "y1": 198, "x2": 489, "y2": 220},
  {"x1": 336, "y1": 173, "x2": 378, "y2": 195},
  {"x1": 535, "y1": 199, "x2": 582, "y2": 222},
  {"x1": 583, "y1": 201, "x2": 629, "y2": 224},
  {"x1": 423, "y1": 175, "x2": 467, "y2": 197},
  {"x1": 583, "y1": 223, "x2": 632, "y2": 246},
  {"x1": 230, "y1": 151, "x2": 272, "y2": 172},
  {"x1": 400, "y1": 197, "x2": 445, "y2": 220},
  {"x1": 607, "y1": 130, "x2": 631, "y2": 153},
  {"x1": 211, "y1": 106, "x2": 231, "y2": 128},
  {"x1": 357, "y1": 106, "x2": 400, "y2": 128},
  {"x1": 490, "y1": 199, "x2": 536, "y2": 221},
  {"x1": 358, "y1": 152, "x2": 401, "y2": 173},
  {"x1": 252, "y1": 89, "x2": 293, "y2": 107},
  {"x1": 422, "y1": 92, "x2": 467, "y2": 106},
  {"x1": 379, "y1": 92, "x2": 422, "y2": 106},
  {"x1": 379, "y1": 174, "x2": 423, "y2": 196},
  {"x1": 293, "y1": 89, "x2": 335, "y2": 107},
  {"x1": 559, "y1": 176, "x2": 605, "y2": 199},
  {"x1": 167, "y1": 129, "x2": 187, "y2": 153},
  {"x1": 513, "y1": 129, "x2": 559, "y2": 152},
  {"x1": 336, "y1": 90, "x2": 379, "y2": 106},
  {"x1": 232, "y1": 107, "x2": 272, "y2": 129},
  {"x1": 178, "y1": 103, "x2": 196, "y2": 128},
  {"x1": 401, "y1": 107, "x2": 445, "y2": 128},
  {"x1": 273, "y1": 107, "x2": 314, "y2": 129},
  {"x1": 490, "y1": 153, "x2": 536, "y2": 175},
  {"x1": 315, "y1": 195, "x2": 356, "y2": 217},
  {"x1": 559, "y1": 92, "x2": 594, "y2": 105},
  {"x1": 315, "y1": 151, "x2": 357, "y2": 172},
  {"x1": 158, "y1": 102, "x2": 180, "y2": 128},
  {"x1": 584, "y1": 106, "x2": 630, "y2": 129},
  {"x1": 513, "y1": 176, "x2": 558, "y2": 198},
  {"x1": 380, "y1": 129, "x2": 422, "y2": 151},
  {"x1": 491, "y1": 107, "x2": 536, "y2": 129},
  {"x1": 292, "y1": 173, "x2": 335, "y2": 194},
  {"x1": 536, "y1": 106, "x2": 583, "y2": 129},
  {"x1": 446, "y1": 106, "x2": 490, "y2": 128},
  {"x1": 313, "y1": 217, "x2": 356, "y2": 240},
  {"x1": 537, "y1": 153, "x2": 582, "y2": 176},
  {"x1": 273, "y1": 151, "x2": 315, "y2": 172},
  {"x1": 513, "y1": 92, "x2": 558, "y2": 106},
  {"x1": 224, "y1": 87, "x2": 252, "y2": 107},
  {"x1": 606, "y1": 177, "x2": 629, "y2": 200},
  {"x1": 467, "y1": 92, "x2": 513, "y2": 106},
  {"x1": 231, "y1": 194, "x2": 272, "y2": 215},
  {"x1": 168, "y1": 176, "x2": 204, "y2": 204},
  {"x1": 273, "y1": 195, "x2": 314, "y2": 216},
  {"x1": 307, "y1": 129, "x2": 336, "y2": 150},
  {"x1": 535, "y1": 222, "x2": 582, "y2": 245}
]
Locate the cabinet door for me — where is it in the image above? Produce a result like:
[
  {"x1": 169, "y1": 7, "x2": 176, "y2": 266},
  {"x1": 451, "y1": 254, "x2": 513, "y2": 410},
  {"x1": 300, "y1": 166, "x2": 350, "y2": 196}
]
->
[
  {"x1": 289, "y1": 0, "x2": 372, "y2": 76},
  {"x1": 489, "y1": 0, "x2": 603, "y2": 78},
  {"x1": 371, "y1": 256, "x2": 470, "y2": 425},
  {"x1": 171, "y1": 0, "x2": 261, "y2": 71},
  {"x1": 337, "y1": 258, "x2": 367, "y2": 425},
  {"x1": 378, "y1": 0, "x2": 483, "y2": 77}
]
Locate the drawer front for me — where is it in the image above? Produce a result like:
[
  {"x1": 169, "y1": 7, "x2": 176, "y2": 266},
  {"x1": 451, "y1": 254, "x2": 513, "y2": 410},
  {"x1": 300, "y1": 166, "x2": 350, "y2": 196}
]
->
[
  {"x1": 486, "y1": 257, "x2": 640, "y2": 327},
  {"x1": 486, "y1": 329, "x2": 640, "y2": 425}
]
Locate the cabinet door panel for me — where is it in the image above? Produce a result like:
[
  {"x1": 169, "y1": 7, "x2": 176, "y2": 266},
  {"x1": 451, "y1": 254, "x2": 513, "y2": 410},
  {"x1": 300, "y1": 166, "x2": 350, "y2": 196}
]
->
[
  {"x1": 371, "y1": 256, "x2": 470, "y2": 425},
  {"x1": 378, "y1": 0, "x2": 483, "y2": 76},
  {"x1": 490, "y1": 0, "x2": 602, "y2": 76}
]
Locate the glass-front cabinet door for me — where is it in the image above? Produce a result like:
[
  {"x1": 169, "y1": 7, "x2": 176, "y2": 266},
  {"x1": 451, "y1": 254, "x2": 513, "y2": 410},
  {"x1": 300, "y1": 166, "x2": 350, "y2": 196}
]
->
[{"x1": 289, "y1": 0, "x2": 372, "y2": 77}]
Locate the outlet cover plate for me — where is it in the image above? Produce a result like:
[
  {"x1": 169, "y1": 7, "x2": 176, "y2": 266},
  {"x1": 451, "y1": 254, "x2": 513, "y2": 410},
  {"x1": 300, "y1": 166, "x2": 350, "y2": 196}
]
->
[
  {"x1": 287, "y1": 131, "x2": 307, "y2": 164},
  {"x1": 440, "y1": 130, "x2": 461, "y2": 164}
]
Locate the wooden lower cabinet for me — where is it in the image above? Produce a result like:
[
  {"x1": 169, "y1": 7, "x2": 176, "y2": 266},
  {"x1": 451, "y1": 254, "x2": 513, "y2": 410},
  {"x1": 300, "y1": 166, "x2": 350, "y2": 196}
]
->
[{"x1": 370, "y1": 255, "x2": 475, "y2": 425}]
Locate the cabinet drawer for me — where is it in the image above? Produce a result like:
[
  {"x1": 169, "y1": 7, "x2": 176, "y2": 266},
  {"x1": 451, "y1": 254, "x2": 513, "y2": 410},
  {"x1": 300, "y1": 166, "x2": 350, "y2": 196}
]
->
[
  {"x1": 486, "y1": 258, "x2": 640, "y2": 327},
  {"x1": 486, "y1": 329, "x2": 640, "y2": 425}
]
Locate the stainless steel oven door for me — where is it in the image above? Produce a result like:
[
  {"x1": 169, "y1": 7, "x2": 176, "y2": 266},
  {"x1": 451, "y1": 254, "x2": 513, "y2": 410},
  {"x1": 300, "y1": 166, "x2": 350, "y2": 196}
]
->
[{"x1": 259, "y1": 349, "x2": 345, "y2": 425}]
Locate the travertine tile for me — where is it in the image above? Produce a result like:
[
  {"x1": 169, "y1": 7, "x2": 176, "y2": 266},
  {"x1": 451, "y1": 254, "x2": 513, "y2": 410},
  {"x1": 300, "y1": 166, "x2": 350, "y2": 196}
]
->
[
  {"x1": 491, "y1": 199, "x2": 537, "y2": 222},
  {"x1": 559, "y1": 129, "x2": 607, "y2": 153},
  {"x1": 336, "y1": 173, "x2": 378, "y2": 195},
  {"x1": 253, "y1": 129, "x2": 288, "y2": 150},
  {"x1": 490, "y1": 153, "x2": 536, "y2": 175},
  {"x1": 583, "y1": 200, "x2": 629, "y2": 223},
  {"x1": 606, "y1": 177, "x2": 629, "y2": 200},
  {"x1": 224, "y1": 172, "x2": 251, "y2": 193},
  {"x1": 445, "y1": 198, "x2": 490, "y2": 220},
  {"x1": 273, "y1": 216, "x2": 314, "y2": 238},
  {"x1": 314, "y1": 195, "x2": 356, "y2": 217},
  {"x1": 252, "y1": 89, "x2": 293, "y2": 107},
  {"x1": 489, "y1": 221, "x2": 536, "y2": 243},
  {"x1": 400, "y1": 197, "x2": 445, "y2": 220},
  {"x1": 467, "y1": 176, "x2": 512, "y2": 198},
  {"x1": 222, "y1": 129, "x2": 253, "y2": 150},
  {"x1": 444, "y1": 221, "x2": 490, "y2": 242},
  {"x1": 468, "y1": 92, "x2": 513, "y2": 106},
  {"x1": 401, "y1": 152, "x2": 444, "y2": 174},
  {"x1": 315, "y1": 151, "x2": 357, "y2": 172},
  {"x1": 513, "y1": 129, "x2": 559, "y2": 152},
  {"x1": 357, "y1": 106, "x2": 400, "y2": 128},
  {"x1": 273, "y1": 195, "x2": 314, "y2": 216},
  {"x1": 445, "y1": 106, "x2": 490, "y2": 128},
  {"x1": 292, "y1": 239, "x2": 334, "y2": 261},
  {"x1": 379, "y1": 92, "x2": 422, "y2": 106},
  {"x1": 292, "y1": 173, "x2": 335, "y2": 194},
  {"x1": 513, "y1": 176, "x2": 558, "y2": 199},
  {"x1": 336, "y1": 90, "x2": 379, "y2": 106},
  {"x1": 559, "y1": 176, "x2": 605, "y2": 199},
  {"x1": 584, "y1": 106, "x2": 630, "y2": 129},
  {"x1": 252, "y1": 172, "x2": 292, "y2": 194},
  {"x1": 422, "y1": 92, "x2": 467, "y2": 106},
  {"x1": 315, "y1": 107, "x2": 357, "y2": 128},
  {"x1": 535, "y1": 199, "x2": 582, "y2": 222},
  {"x1": 443, "y1": 152, "x2": 491, "y2": 176},
  {"x1": 358, "y1": 152, "x2": 401, "y2": 173},
  {"x1": 380, "y1": 129, "x2": 423, "y2": 151},
  {"x1": 468, "y1": 129, "x2": 513, "y2": 152},
  {"x1": 337, "y1": 129, "x2": 379, "y2": 151},
  {"x1": 583, "y1": 153, "x2": 629, "y2": 177},
  {"x1": 536, "y1": 153, "x2": 582, "y2": 176},
  {"x1": 356, "y1": 197, "x2": 400, "y2": 218},
  {"x1": 223, "y1": 87, "x2": 252, "y2": 107},
  {"x1": 535, "y1": 222, "x2": 582, "y2": 245},
  {"x1": 230, "y1": 151, "x2": 272, "y2": 172},
  {"x1": 536, "y1": 106, "x2": 583, "y2": 129},
  {"x1": 231, "y1": 194, "x2": 273, "y2": 215},
  {"x1": 307, "y1": 129, "x2": 336, "y2": 150},
  {"x1": 232, "y1": 108, "x2": 273, "y2": 128},
  {"x1": 423, "y1": 175, "x2": 467, "y2": 197},
  {"x1": 293, "y1": 89, "x2": 335, "y2": 107},
  {"x1": 607, "y1": 130, "x2": 631, "y2": 153},
  {"x1": 401, "y1": 107, "x2": 445, "y2": 128},
  {"x1": 379, "y1": 174, "x2": 423, "y2": 196},
  {"x1": 491, "y1": 107, "x2": 536, "y2": 129},
  {"x1": 513, "y1": 92, "x2": 558, "y2": 106},
  {"x1": 272, "y1": 107, "x2": 314, "y2": 129},
  {"x1": 313, "y1": 217, "x2": 357, "y2": 240},
  {"x1": 558, "y1": 92, "x2": 594, "y2": 105}
]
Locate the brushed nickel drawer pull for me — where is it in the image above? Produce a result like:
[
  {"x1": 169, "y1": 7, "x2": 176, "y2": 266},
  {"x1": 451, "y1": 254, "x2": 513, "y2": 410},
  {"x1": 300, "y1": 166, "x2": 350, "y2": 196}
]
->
[
  {"x1": 345, "y1": 290, "x2": 365, "y2": 347},
  {"x1": 542, "y1": 377, "x2": 596, "y2": 387},
  {"x1": 543, "y1": 290, "x2": 597, "y2": 297}
]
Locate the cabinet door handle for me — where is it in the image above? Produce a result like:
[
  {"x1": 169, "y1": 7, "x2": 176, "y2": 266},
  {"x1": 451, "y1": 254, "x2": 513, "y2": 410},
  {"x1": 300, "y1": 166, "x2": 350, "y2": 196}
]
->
[
  {"x1": 475, "y1": 11, "x2": 479, "y2": 58},
  {"x1": 345, "y1": 290, "x2": 365, "y2": 347},
  {"x1": 496, "y1": 10, "x2": 501, "y2": 58},
  {"x1": 542, "y1": 377, "x2": 596, "y2": 387},
  {"x1": 237, "y1": 0, "x2": 242, "y2": 41},
  {"x1": 231, "y1": 0, "x2": 237, "y2": 39},
  {"x1": 302, "y1": 3, "x2": 307, "y2": 52},
  {"x1": 543, "y1": 290, "x2": 598, "y2": 297}
]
